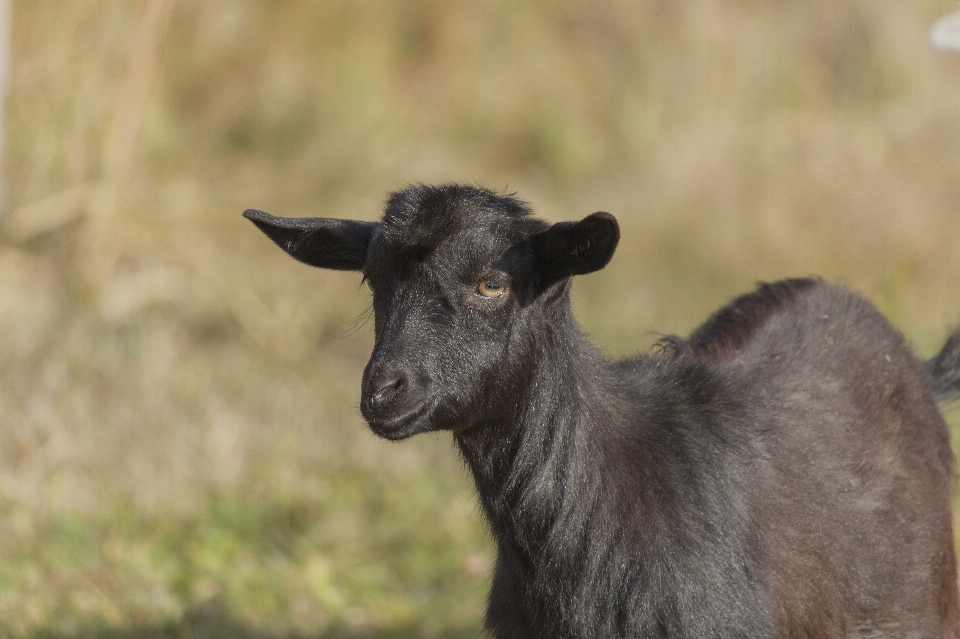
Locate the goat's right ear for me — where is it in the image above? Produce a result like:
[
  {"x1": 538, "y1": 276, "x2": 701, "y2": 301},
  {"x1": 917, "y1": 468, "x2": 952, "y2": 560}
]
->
[
  {"x1": 528, "y1": 211, "x2": 620, "y2": 291},
  {"x1": 243, "y1": 209, "x2": 376, "y2": 271}
]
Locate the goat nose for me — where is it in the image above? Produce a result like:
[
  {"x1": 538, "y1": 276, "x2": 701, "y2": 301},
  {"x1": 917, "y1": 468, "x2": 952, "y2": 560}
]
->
[{"x1": 369, "y1": 369, "x2": 409, "y2": 406}]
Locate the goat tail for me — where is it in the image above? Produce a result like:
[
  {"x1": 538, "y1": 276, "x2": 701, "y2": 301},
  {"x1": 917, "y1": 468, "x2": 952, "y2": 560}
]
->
[{"x1": 927, "y1": 328, "x2": 960, "y2": 404}]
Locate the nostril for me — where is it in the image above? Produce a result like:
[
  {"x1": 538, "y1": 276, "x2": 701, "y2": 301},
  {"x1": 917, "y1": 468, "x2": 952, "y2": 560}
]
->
[{"x1": 370, "y1": 371, "x2": 408, "y2": 406}]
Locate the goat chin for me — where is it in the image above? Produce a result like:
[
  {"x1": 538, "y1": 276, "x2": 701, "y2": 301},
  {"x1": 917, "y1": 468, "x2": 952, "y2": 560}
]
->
[{"x1": 365, "y1": 403, "x2": 435, "y2": 440}]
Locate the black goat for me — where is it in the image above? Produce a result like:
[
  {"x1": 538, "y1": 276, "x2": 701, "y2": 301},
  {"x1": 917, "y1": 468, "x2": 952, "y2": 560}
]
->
[{"x1": 245, "y1": 184, "x2": 960, "y2": 639}]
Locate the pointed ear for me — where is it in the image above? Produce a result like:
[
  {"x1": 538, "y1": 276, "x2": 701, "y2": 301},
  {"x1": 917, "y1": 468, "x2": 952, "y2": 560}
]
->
[
  {"x1": 529, "y1": 211, "x2": 619, "y2": 291},
  {"x1": 243, "y1": 209, "x2": 377, "y2": 271}
]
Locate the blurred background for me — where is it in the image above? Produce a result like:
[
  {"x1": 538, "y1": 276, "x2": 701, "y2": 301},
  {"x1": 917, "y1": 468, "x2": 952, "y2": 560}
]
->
[{"x1": 2, "y1": 1, "x2": 960, "y2": 637}]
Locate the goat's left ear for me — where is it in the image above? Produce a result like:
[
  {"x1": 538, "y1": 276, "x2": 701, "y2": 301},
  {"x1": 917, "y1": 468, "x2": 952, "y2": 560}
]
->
[
  {"x1": 243, "y1": 209, "x2": 377, "y2": 271},
  {"x1": 529, "y1": 212, "x2": 620, "y2": 291}
]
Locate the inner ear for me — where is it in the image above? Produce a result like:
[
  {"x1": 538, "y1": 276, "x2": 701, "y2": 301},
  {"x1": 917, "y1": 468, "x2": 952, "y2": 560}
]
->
[
  {"x1": 244, "y1": 209, "x2": 377, "y2": 271},
  {"x1": 529, "y1": 211, "x2": 620, "y2": 292}
]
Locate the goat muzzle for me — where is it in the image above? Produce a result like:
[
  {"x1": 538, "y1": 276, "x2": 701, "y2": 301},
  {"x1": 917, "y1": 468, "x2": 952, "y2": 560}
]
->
[{"x1": 360, "y1": 363, "x2": 433, "y2": 439}]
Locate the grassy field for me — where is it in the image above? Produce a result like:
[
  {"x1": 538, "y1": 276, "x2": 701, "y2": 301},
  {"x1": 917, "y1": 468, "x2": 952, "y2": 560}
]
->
[{"x1": 2, "y1": 1, "x2": 960, "y2": 636}]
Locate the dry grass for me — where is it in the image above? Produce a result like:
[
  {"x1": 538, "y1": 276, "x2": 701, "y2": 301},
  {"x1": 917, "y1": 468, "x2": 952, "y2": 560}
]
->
[{"x1": 2, "y1": 1, "x2": 960, "y2": 636}]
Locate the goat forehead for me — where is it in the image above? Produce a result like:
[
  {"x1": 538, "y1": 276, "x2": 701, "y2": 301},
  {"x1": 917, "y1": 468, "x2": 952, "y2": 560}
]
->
[
  {"x1": 368, "y1": 185, "x2": 548, "y2": 285},
  {"x1": 439, "y1": 226, "x2": 526, "y2": 262},
  {"x1": 372, "y1": 221, "x2": 533, "y2": 273},
  {"x1": 378, "y1": 184, "x2": 542, "y2": 248},
  {"x1": 367, "y1": 232, "x2": 510, "y2": 289}
]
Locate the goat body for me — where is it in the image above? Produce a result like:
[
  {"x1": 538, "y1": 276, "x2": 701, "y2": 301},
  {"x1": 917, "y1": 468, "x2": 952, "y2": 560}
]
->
[{"x1": 246, "y1": 184, "x2": 960, "y2": 638}]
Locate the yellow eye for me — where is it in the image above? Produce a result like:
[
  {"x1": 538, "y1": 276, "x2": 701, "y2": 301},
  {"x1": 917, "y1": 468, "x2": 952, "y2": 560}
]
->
[{"x1": 478, "y1": 281, "x2": 506, "y2": 298}]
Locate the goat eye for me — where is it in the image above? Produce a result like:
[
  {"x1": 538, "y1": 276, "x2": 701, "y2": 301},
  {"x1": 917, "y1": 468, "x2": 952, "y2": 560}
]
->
[{"x1": 477, "y1": 281, "x2": 506, "y2": 298}]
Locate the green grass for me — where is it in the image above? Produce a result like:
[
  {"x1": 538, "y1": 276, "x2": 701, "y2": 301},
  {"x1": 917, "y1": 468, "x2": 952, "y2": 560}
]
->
[
  {"x1": 2, "y1": 0, "x2": 960, "y2": 636},
  {"x1": 0, "y1": 482, "x2": 490, "y2": 638}
]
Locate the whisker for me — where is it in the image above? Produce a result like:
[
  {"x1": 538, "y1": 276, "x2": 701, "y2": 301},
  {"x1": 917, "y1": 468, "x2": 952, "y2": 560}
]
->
[{"x1": 339, "y1": 302, "x2": 373, "y2": 339}]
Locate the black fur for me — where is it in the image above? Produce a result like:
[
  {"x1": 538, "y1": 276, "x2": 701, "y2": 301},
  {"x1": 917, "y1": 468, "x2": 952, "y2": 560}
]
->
[
  {"x1": 928, "y1": 330, "x2": 960, "y2": 404},
  {"x1": 247, "y1": 183, "x2": 960, "y2": 638}
]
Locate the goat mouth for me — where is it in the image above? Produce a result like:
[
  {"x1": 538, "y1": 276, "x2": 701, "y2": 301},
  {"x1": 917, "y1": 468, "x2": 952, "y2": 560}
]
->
[{"x1": 365, "y1": 400, "x2": 435, "y2": 440}]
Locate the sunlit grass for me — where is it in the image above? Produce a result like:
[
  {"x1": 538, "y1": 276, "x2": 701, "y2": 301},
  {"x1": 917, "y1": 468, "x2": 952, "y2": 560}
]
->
[{"x1": 2, "y1": 0, "x2": 960, "y2": 636}]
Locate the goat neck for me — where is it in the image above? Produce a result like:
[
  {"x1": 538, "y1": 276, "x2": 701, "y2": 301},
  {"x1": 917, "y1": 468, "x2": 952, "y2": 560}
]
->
[{"x1": 454, "y1": 303, "x2": 619, "y2": 561}]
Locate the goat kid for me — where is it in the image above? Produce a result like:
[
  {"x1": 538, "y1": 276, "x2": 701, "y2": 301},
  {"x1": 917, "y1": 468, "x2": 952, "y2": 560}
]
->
[{"x1": 245, "y1": 184, "x2": 960, "y2": 639}]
